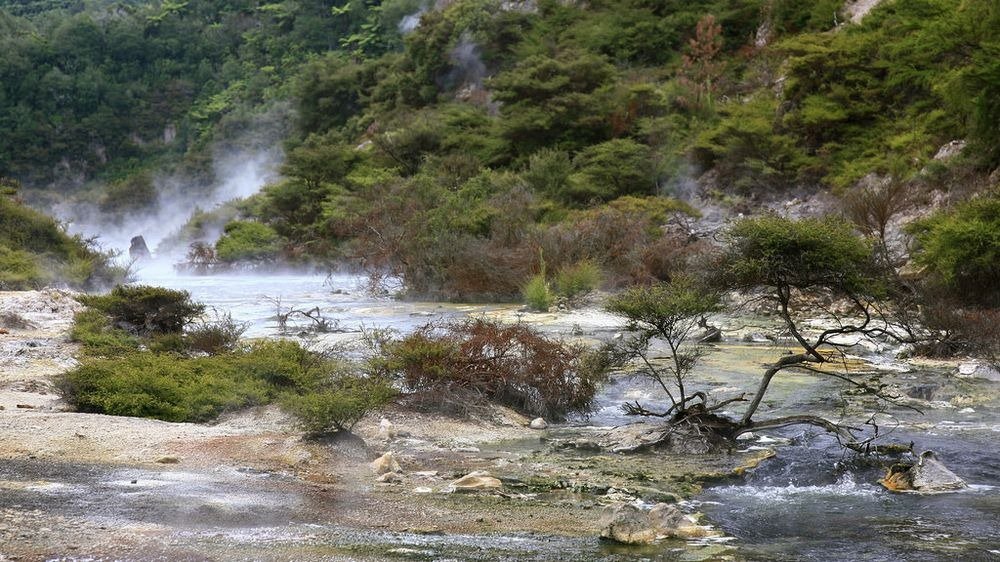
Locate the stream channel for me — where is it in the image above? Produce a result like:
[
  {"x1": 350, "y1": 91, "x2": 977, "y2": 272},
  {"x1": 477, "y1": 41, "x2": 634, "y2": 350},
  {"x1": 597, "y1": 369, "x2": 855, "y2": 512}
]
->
[{"x1": 5, "y1": 267, "x2": 998, "y2": 561}]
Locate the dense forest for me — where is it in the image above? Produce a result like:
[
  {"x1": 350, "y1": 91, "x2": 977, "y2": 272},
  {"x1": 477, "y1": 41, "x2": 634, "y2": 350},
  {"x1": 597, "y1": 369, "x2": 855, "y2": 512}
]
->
[{"x1": 0, "y1": 0, "x2": 997, "y2": 309}]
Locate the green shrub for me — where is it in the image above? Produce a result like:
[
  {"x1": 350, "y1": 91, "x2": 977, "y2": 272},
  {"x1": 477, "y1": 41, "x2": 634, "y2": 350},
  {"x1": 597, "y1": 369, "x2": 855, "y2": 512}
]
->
[
  {"x1": 723, "y1": 215, "x2": 876, "y2": 296},
  {"x1": 58, "y1": 339, "x2": 331, "y2": 423},
  {"x1": 567, "y1": 139, "x2": 655, "y2": 203},
  {"x1": 215, "y1": 221, "x2": 283, "y2": 263},
  {"x1": 78, "y1": 285, "x2": 204, "y2": 335},
  {"x1": 0, "y1": 197, "x2": 125, "y2": 290},
  {"x1": 523, "y1": 149, "x2": 572, "y2": 199},
  {"x1": 908, "y1": 195, "x2": 1000, "y2": 305},
  {"x1": 70, "y1": 309, "x2": 140, "y2": 357},
  {"x1": 235, "y1": 339, "x2": 328, "y2": 389},
  {"x1": 58, "y1": 353, "x2": 273, "y2": 422},
  {"x1": 522, "y1": 274, "x2": 554, "y2": 311},
  {"x1": 554, "y1": 260, "x2": 602, "y2": 299},
  {"x1": 99, "y1": 172, "x2": 157, "y2": 213},
  {"x1": 282, "y1": 375, "x2": 397, "y2": 435},
  {"x1": 0, "y1": 246, "x2": 45, "y2": 289}
]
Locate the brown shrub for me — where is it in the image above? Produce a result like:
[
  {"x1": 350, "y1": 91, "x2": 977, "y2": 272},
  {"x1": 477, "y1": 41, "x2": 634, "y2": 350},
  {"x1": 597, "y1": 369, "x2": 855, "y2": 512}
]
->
[
  {"x1": 917, "y1": 301, "x2": 1000, "y2": 368},
  {"x1": 541, "y1": 203, "x2": 707, "y2": 288},
  {"x1": 384, "y1": 318, "x2": 609, "y2": 420}
]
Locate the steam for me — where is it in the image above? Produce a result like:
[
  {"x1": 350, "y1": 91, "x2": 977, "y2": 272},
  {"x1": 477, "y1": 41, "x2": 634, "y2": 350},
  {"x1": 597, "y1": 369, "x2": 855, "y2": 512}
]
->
[
  {"x1": 448, "y1": 34, "x2": 486, "y2": 88},
  {"x1": 398, "y1": 8, "x2": 425, "y2": 33},
  {"x1": 447, "y1": 34, "x2": 500, "y2": 114},
  {"x1": 56, "y1": 148, "x2": 281, "y2": 268}
]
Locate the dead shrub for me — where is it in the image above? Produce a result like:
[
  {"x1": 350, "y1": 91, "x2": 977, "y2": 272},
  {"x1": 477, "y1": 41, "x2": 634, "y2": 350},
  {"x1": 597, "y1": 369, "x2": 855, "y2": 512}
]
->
[
  {"x1": 917, "y1": 300, "x2": 1000, "y2": 368},
  {"x1": 383, "y1": 318, "x2": 609, "y2": 420},
  {"x1": 185, "y1": 310, "x2": 249, "y2": 353},
  {"x1": 541, "y1": 206, "x2": 707, "y2": 287}
]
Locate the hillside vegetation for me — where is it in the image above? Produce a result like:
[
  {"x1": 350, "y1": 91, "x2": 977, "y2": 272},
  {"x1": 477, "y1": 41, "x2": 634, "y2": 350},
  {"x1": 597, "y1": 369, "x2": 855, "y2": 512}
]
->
[
  {"x1": 0, "y1": 0, "x2": 997, "y2": 303},
  {"x1": 0, "y1": 180, "x2": 124, "y2": 289}
]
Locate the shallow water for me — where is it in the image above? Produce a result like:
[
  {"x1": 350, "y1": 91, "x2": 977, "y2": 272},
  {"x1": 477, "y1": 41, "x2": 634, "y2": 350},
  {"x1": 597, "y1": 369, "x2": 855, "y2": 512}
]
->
[
  {"x1": 698, "y1": 430, "x2": 1000, "y2": 561},
  {"x1": 103, "y1": 270, "x2": 1000, "y2": 559}
]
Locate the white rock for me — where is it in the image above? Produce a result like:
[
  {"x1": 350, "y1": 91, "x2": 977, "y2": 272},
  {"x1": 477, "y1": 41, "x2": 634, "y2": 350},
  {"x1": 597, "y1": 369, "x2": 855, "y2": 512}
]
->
[
  {"x1": 378, "y1": 418, "x2": 398, "y2": 440},
  {"x1": 529, "y1": 417, "x2": 548, "y2": 430},
  {"x1": 370, "y1": 452, "x2": 401, "y2": 475},
  {"x1": 413, "y1": 486, "x2": 434, "y2": 494}
]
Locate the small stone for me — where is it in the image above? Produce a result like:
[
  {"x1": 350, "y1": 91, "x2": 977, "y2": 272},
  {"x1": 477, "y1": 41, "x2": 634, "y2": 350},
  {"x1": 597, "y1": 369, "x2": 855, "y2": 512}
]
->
[
  {"x1": 600, "y1": 503, "x2": 656, "y2": 544},
  {"x1": 155, "y1": 456, "x2": 181, "y2": 464},
  {"x1": 15, "y1": 404, "x2": 34, "y2": 409},
  {"x1": 529, "y1": 417, "x2": 548, "y2": 430},
  {"x1": 413, "y1": 486, "x2": 433, "y2": 494},
  {"x1": 370, "y1": 452, "x2": 401, "y2": 475},
  {"x1": 958, "y1": 363, "x2": 978, "y2": 376},
  {"x1": 377, "y1": 472, "x2": 403, "y2": 484},
  {"x1": 449, "y1": 470, "x2": 502, "y2": 492}
]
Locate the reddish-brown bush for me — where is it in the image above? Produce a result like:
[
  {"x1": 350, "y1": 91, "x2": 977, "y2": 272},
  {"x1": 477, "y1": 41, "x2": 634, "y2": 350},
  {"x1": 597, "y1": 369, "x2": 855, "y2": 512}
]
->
[{"x1": 384, "y1": 318, "x2": 609, "y2": 419}]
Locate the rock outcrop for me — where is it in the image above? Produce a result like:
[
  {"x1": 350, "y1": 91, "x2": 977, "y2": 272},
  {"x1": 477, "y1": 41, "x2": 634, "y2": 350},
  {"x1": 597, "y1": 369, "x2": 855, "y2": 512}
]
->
[
  {"x1": 880, "y1": 451, "x2": 967, "y2": 493},
  {"x1": 600, "y1": 502, "x2": 712, "y2": 545},
  {"x1": 129, "y1": 235, "x2": 151, "y2": 261}
]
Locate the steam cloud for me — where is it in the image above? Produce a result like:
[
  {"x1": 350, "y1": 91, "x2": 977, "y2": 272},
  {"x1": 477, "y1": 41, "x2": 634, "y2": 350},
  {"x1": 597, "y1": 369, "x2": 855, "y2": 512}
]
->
[
  {"x1": 55, "y1": 148, "x2": 281, "y2": 266},
  {"x1": 398, "y1": 8, "x2": 425, "y2": 33}
]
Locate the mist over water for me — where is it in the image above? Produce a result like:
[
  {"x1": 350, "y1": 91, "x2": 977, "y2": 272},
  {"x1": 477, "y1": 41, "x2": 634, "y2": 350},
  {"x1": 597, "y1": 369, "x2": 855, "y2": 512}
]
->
[{"x1": 56, "y1": 148, "x2": 281, "y2": 261}]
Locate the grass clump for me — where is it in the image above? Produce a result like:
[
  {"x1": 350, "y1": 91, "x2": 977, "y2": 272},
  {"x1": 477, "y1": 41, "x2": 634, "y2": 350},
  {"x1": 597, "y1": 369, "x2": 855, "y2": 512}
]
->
[
  {"x1": 554, "y1": 260, "x2": 603, "y2": 299},
  {"x1": 522, "y1": 274, "x2": 554, "y2": 311}
]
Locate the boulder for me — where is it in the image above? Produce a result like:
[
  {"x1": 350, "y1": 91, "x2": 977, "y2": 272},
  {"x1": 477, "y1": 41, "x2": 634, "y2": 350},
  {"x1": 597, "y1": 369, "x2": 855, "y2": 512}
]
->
[
  {"x1": 529, "y1": 417, "x2": 548, "y2": 430},
  {"x1": 600, "y1": 503, "x2": 657, "y2": 544},
  {"x1": 129, "y1": 235, "x2": 151, "y2": 261},
  {"x1": 879, "y1": 451, "x2": 967, "y2": 493},
  {"x1": 600, "y1": 502, "x2": 708, "y2": 545},
  {"x1": 448, "y1": 470, "x2": 502, "y2": 492},
  {"x1": 697, "y1": 326, "x2": 722, "y2": 343},
  {"x1": 370, "y1": 452, "x2": 401, "y2": 475}
]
